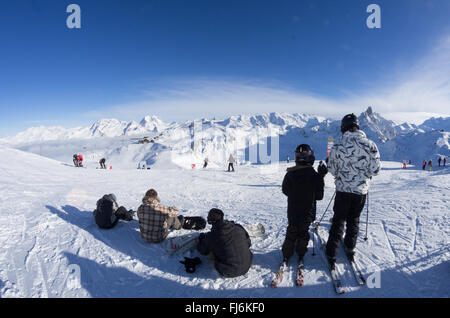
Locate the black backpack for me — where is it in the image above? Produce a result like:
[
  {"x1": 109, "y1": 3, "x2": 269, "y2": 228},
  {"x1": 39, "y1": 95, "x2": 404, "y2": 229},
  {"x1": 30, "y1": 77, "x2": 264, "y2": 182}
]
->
[{"x1": 94, "y1": 195, "x2": 118, "y2": 229}]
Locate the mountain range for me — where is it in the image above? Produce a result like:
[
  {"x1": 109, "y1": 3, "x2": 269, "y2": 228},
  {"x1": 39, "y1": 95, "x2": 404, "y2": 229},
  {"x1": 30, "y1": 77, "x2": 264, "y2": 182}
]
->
[{"x1": 1, "y1": 108, "x2": 448, "y2": 169}]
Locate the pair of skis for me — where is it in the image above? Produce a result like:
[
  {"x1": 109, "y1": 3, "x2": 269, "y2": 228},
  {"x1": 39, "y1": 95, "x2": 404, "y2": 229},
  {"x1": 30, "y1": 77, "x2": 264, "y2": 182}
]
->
[
  {"x1": 315, "y1": 228, "x2": 366, "y2": 294},
  {"x1": 271, "y1": 260, "x2": 305, "y2": 288},
  {"x1": 270, "y1": 230, "x2": 366, "y2": 293}
]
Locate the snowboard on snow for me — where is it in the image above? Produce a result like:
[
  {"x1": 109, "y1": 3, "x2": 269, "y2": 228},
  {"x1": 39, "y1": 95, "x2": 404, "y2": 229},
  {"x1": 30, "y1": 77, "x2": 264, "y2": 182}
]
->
[{"x1": 164, "y1": 233, "x2": 201, "y2": 256}]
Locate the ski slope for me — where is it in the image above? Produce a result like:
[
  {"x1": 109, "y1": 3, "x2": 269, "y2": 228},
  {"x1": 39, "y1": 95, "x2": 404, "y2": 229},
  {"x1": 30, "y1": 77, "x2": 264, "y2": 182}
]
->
[{"x1": 0, "y1": 146, "x2": 449, "y2": 298}]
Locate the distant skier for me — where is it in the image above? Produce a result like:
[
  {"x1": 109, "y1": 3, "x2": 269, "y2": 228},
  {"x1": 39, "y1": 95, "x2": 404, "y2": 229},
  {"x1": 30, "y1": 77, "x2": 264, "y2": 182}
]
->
[
  {"x1": 196, "y1": 209, "x2": 253, "y2": 278},
  {"x1": 428, "y1": 160, "x2": 432, "y2": 172},
  {"x1": 73, "y1": 154, "x2": 79, "y2": 167},
  {"x1": 227, "y1": 154, "x2": 235, "y2": 172},
  {"x1": 318, "y1": 160, "x2": 328, "y2": 176},
  {"x1": 203, "y1": 157, "x2": 209, "y2": 169},
  {"x1": 280, "y1": 144, "x2": 325, "y2": 265},
  {"x1": 325, "y1": 114, "x2": 381, "y2": 269},
  {"x1": 444, "y1": 157, "x2": 447, "y2": 167},
  {"x1": 93, "y1": 194, "x2": 135, "y2": 229},
  {"x1": 422, "y1": 160, "x2": 427, "y2": 170},
  {"x1": 99, "y1": 158, "x2": 106, "y2": 169},
  {"x1": 402, "y1": 160, "x2": 407, "y2": 169},
  {"x1": 438, "y1": 157, "x2": 442, "y2": 167},
  {"x1": 77, "y1": 154, "x2": 84, "y2": 167},
  {"x1": 286, "y1": 156, "x2": 290, "y2": 163}
]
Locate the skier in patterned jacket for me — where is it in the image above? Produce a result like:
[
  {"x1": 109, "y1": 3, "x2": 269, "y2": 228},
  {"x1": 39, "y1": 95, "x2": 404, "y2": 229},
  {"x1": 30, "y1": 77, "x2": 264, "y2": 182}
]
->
[
  {"x1": 325, "y1": 114, "x2": 381, "y2": 268},
  {"x1": 137, "y1": 189, "x2": 184, "y2": 243}
]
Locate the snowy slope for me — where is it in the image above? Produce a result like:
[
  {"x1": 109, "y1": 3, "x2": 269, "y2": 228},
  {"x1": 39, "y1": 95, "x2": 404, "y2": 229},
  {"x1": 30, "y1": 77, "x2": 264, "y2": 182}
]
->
[{"x1": 0, "y1": 145, "x2": 449, "y2": 298}]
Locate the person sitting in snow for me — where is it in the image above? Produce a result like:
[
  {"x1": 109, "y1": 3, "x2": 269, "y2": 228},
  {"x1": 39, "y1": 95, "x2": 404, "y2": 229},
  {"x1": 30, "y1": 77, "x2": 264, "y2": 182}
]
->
[
  {"x1": 196, "y1": 209, "x2": 253, "y2": 278},
  {"x1": 137, "y1": 189, "x2": 185, "y2": 243},
  {"x1": 93, "y1": 194, "x2": 135, "y2": 229}
]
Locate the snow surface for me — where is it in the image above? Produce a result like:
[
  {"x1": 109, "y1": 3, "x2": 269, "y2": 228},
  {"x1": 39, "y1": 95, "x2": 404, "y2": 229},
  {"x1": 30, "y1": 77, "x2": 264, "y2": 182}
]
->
[{"x1": 0, "y1": 145, "x2": 449, "y2": 298}]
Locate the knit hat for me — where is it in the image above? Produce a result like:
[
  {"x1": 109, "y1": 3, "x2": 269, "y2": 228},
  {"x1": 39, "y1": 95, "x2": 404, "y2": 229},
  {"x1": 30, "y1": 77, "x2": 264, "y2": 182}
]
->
[
  {"x1": 207, "y1": 208, "x2": 224, "y2": 225},
  {"x1": 145, "y1": 189, "x2": 158, "y2": 198}
]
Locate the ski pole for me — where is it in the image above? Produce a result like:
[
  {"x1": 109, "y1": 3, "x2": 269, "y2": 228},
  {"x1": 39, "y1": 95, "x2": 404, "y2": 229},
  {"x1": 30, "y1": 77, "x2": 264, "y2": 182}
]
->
[
  {"x1": 314, "y1": 191, "x2": 336, "y2": 229},
  {"x1": 311, "y1": 229, "x2": 316, "y2": 256},
  {"x1": 364, "y1": 191, "x2": 369, "y2": 241}
]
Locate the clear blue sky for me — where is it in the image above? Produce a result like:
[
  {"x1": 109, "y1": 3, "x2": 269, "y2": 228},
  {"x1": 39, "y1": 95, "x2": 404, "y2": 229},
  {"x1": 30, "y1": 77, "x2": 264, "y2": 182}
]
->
[{"x1": 1, "y1": 0, "x2": 449, "y2": 136}]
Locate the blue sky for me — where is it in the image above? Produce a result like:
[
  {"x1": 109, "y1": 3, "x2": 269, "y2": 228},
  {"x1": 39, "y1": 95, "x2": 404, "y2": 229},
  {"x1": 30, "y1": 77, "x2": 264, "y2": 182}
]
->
[{"x1": 1, "y1": 0, "x2": 449, "y2": 136}]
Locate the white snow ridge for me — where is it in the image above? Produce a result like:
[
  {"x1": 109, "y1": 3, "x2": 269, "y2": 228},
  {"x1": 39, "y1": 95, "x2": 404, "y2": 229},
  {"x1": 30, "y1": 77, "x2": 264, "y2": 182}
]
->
[{"x1": 0, "y1": 109, "x2": 449, "y2": 298}]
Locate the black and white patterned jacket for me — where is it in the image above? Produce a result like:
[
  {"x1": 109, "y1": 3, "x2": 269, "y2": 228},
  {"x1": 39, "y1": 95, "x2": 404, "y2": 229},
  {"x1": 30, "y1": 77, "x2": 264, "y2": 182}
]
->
[{"x1": 328, "y1": 130, "x2": 381, "y2": 195}]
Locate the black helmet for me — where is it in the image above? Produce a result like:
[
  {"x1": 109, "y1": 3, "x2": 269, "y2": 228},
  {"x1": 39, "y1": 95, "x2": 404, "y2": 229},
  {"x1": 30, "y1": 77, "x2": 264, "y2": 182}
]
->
[
  {"x1": 341, "y1": 114, "x2": 359, "y2": 133},
  {"x1": 207, "y1": 208, "x2": 224, "y2": 225},
  {"x1": 294, "y1": 144, "x2": 315, "y2": 165}
]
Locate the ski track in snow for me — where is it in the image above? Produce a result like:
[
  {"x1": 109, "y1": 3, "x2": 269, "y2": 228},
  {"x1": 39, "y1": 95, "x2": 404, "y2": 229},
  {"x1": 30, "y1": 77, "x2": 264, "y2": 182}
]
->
[{"x1": 0, "y1": 147, "x2": 449, "y2": 298}]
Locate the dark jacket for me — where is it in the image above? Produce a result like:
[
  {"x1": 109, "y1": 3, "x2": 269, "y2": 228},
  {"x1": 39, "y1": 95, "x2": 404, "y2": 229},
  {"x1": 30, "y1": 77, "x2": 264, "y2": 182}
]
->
[
  {"x1": 93, "y1": 194, "x2": 119, "y2": 229},
  {"x1": 197, "y1": 220, "x2": 253, "y2": 278},
  {"x1": 282, "y1": 164, "x2": 325, "y2": 225}
]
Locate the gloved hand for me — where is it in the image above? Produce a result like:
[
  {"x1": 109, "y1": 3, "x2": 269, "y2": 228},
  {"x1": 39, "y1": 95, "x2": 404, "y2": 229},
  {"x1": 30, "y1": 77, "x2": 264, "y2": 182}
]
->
[
  {"x1": 180, "y1": 257, "x2": 202, "y2": 273},
  {"x1": 317, "y1": 161, "x2": 328, "y2": 177}
]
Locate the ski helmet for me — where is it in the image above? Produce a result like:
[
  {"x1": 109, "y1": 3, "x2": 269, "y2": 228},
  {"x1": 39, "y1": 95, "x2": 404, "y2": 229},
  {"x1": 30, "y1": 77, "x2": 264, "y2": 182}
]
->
[
  {"x1": 341, "y1": 113, "x2": 359, "y2": 133},
  {"x1": 294, "y1": 144, "x2": 315, "y2": 165},
  {"x1": 207, "y1": 208, "x2": 224, "y2": 225}
]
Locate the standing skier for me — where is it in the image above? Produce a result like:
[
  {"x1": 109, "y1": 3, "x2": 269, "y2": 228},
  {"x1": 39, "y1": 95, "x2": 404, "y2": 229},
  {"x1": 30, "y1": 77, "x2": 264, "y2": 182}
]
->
[
  {"x1": 422, "y1": 160, "x2": 427, "y2": 170},
  {"x1": 428, "y1": 159, "x2": 432, "y2": 172},
  {"x1": 281, "y1": 144, "x2": 325, "y2": 265},
  {"x1": 227, "y1": 154, "x2": 235, "y2": 172},
  {"x1": 203, "y1": 157, "x2": 209, "y2": 169},
  {"x1": 438, "y1": 157, "x2": 442, "y2": 167},
  {"x1": 325, "y1": 114, "x2": 381, "y2": 269},
  {"x1": 444, "y1": 157, "x2": 447, "y2": 167}
]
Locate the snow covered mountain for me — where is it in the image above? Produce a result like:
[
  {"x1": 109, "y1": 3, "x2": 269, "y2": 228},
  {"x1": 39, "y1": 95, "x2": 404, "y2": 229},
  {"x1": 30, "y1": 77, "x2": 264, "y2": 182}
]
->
[
  {"x1": 2, "y1": 109, "x2": 449, "y2": 169},
  {"x1": 0, "y1": 115, "x2": 167, "y2": 144}
]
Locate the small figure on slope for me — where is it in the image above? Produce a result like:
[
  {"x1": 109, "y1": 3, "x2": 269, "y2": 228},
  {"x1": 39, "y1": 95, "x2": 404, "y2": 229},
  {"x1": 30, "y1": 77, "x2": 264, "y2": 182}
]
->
[
  {"x1": 203, "y1": 157, "x2": 209, "y2": 169},
  {"x1": 227, "y1": 154, "x2": 235, "y2": 172},
  {"x1": 73, "y1": 154, "x2": 79, "y2": 167},
  {"x1": 77, "y1": 154, "x2": 84, "y2": 167},
  {"x1": 428, "y1": 159, "x2": 432, "y2": 172},
  {"x1": 422, "y1": 160, "x2": 427, "y2": 170},
  {"x1": 99, "y1": 158, "x2": 106, "y2": 169}
]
